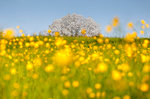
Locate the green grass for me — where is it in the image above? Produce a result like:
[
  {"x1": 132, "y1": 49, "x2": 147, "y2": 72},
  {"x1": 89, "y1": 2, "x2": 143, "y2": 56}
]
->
[{"x1": 0, "y1": 36, "x2": 150, "y2": 99}]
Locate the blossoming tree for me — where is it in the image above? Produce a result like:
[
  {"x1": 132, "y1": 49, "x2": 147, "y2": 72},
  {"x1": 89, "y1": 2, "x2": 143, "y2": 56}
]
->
[{"x1": 48, "y1": 14, "x2": 100, "y2": 36}]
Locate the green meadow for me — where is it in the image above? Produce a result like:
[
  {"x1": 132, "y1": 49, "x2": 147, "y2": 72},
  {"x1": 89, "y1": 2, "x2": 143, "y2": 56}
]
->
[{"x1": 0, "y1": 36, "x2": 150, "y2": 99}]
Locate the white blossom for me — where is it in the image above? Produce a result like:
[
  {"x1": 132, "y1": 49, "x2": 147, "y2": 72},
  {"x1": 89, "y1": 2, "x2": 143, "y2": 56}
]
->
[{"x1": 47, "y1": 14, "x2": 100, "y2": 36}]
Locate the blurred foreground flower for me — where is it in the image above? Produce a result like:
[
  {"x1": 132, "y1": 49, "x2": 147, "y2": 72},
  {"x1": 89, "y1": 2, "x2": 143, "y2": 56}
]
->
[
  {"x1": 19, "y1": 29, "x2": 23, "y2": 33},
  {"x1": 106, "y1": 25, "x2": 112, "y2": 33},
  {"x1": 124, "y1": 32, "x2": 137, "y2": 42},
  {"x1": 95, "y1": 63, "x2": 108, "y2": 73},
  {"x1": 45, "y1": 64, "x2": 54, "y2": 73},
  {"x1": 140, "y1": 83, "x2": 149, "y2": 92},
  {"x1": 52, "y1": 48, "x2": 73, "y2": 66},
  {"x1": 55, "y1": 38, "x2": 67, "y2": 47},
  {"x1": 112, "y1": 70, "x2": 122, "y2": 81},
  {"x1": 141, "y1": 19, "x2": 145, "y2": 24},
  {"x1": 3, "y1": 28, "x2": 15, "y2": 39},
  {"x1": 127, "y1": 22, "x2": 133, "y2": 29},
  {"x1": 112, "y1": 17, "x2": 119, "y2": 27},
  {"x1": 16, "y1": 26, "x2": 20, "y2": 29}
]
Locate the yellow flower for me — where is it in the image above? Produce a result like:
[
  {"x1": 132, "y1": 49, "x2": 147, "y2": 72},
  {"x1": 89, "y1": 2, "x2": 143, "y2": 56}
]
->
[
  {"x1": 54, "y1": 32, "x2": 60, "y2": 36},
  {"x1": 105, "y1": 38, "x2": 109, "y2": 43},
  {"x1": 29, "y1": 36, "x2": 34, "y2": 41},
  {"x1": 26, "y1": 62, "x2": 33, "y2": 71},
  {"x1": 123, "y1": 95, "x2": 130, "y2": 99},
  {"x1": 112, "y1": 17, "x2": 119, "y2": 27},
  {"x1": 141, "y1": 55, "x2": 149, "y2": 63},
  {"x1": 55, "y1": 38, "x2": 66, "y2": 47},
  {"x1": 48, "y1": 29, "x2": 51, "y2": 33},
  {"x1": 95, "y1": 83, "x2": 101, "y2": 89},
  {"x1": 10, "y1": 68, "x2": 16, "y2": 75},
  {"x1": 3, "y1": 28, "x2": 15, "y2": 39},
  {"x1": 142, "y1": 75, "x2": 149, "y2": 82},
  {"x1": 21, "y1": 33, "x2": 25, "y2": 37},
  {"x1": 106, "y1": 25, "x2": 112, "y2": 33},
  {"x1": 128, "y1": 72, "x2": 133, "y2": 77},
  {"x1": 72, "y1": 81, "x2": 79, "y2": 87},
  {"x1": 44, "y1": 37, "x2": 48, "y2": 41},
  {"x1": 19, "y1": 29, "x2": 23, "y2": 33},
  {"x1": 112, "y1": 70, "x2": 122, "y2": 81},
  {"x1": 141, "y1": 25, "x2": 145, "y2": 29},
  {"x1": 52, "y1": 48, "x2": 72, "y2": 66},
  {"x1": 140, "y1": 30, "x2": 144, "y2": 34},
  {"x1": 86, "y1": 88, "x2": 93, "y2": 94},
  {"x1": 114, "y1": 50, "x2": 120, "y2": 55},
  {"x1": 143, "y1": 64, "x2": 150, "y2": 72},
  {"x1": 33, "y1": 58, "x2": 42, "y2": 66},
  {"x1": 101, "y1": 91, "x2": 106, "y2": 97},
  {"x1": 141, "y1": 19, "x2": 145, "y2": 24},
  {"x1": 127, "y1": 22, "x2": 133, "y2": 29},
  {"x1": 97, "y1": 38, "x2": 103, "y2": 43},
  {"x1": 125, "y1": 32, "x2": 137, "y2": 42},
  {"x1": 113, "y1": 96, "x2": 121, "y2": 99},
  {"x1": 13, "y1": 83, "x2": 20, "y2": 89},
  {"x1": 45, "y1": 64, "x2": 54, "y2": 73},
  {"x1": 99, "y1": 34, "x2": 103, "y2": 38},
  {"x1": 25, "y1": 43, "x2": 30, "y2": 47},
  {"x1": 74, "y1": 61, "x2": 81, "y2": 67},
  {"x1": 132, "y1": 31, "x2": 137, "y2": 37},
  {"x1": 140, "y1": 83, "x2": 149, "y2": 92},
  {"x1": 89, "y1": 92, "x2": 95, "y2": 98},
  {"x1": 62, "y1": 89, "x2": 69, "y2": 96},
  {"x1": 146, "y1": 24, "x2": 149, "y2": 28},
  {"x1": 144, "y1": 39, "x2": 149, "y2": 44},
  {"x1": 81, "y1": 29, "x2": 86, "y2": 35},
  {"x1": 119, "y1": 63, "x2": 130, "y2": 72},
  {"x1": 32, "y1": 73, "x2": 38, "y2": 79},
  {"x1": 96, "y1": 92, "x2": 101, "y2": 98},
  {"x1": 16, "y1": 26, "x2": 20, "y2": 29},
  {"x1": 64, "y1": 81, "x2": 71, "y2": 88},
  {"x1": 96, "y1": 63, "x2": 108, "y2": 73}
]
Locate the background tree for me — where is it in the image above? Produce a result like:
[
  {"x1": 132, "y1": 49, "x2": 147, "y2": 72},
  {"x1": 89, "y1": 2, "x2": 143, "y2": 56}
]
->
[{"x1": 48, "y1": 14, "x2": 101, "y2": 36}]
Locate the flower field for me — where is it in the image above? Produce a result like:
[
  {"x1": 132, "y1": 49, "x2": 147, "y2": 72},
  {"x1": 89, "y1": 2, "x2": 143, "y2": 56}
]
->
[{"x1": 0, "y1": 35, "x2": 150, "y2": 99}]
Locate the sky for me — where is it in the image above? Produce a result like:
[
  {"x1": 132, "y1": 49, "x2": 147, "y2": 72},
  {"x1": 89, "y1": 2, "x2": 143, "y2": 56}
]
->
[{"x1": 0, "y1": 0, "x2": 150, "y2": 36}]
